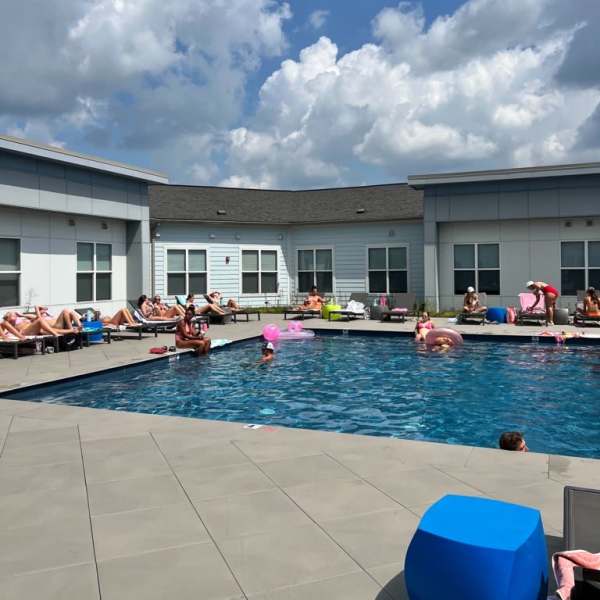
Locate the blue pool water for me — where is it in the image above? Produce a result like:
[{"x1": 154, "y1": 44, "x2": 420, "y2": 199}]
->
[{"x1": 4, "y1": 334, "x2": 600, "y2": 458}]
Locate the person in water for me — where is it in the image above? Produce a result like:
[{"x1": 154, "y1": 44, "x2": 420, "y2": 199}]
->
[
  {"x1": 499, "y1": 431, "x2": 528, "y2": 452},
  {"x1": 175, "y1": 307, "x2": 211, "y2": 355},
  {"x1": 463, "y1": 287, "x2": 487, "y2": 313},
  {"x1": 526, "y1": 280, "x2": 560, "y2": 325},
  {"x1": 259, "y1": 342, "x2": 275, "y2": 363},
  {"x1": 431, "y1": 335, "x2": 454, "y2": 352},
  {"x1": 415, "y1": 311, "x2": 434, "y2": 341}
]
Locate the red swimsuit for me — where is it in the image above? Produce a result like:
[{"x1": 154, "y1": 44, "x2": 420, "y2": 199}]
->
[{"x1": 542, "y1": 284, "x2": 559, "y2": 297}]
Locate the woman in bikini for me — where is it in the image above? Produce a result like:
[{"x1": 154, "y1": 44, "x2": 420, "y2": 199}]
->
[
  {"x1": 415, "y1": 311, "x2": 434, "y2": 341},
  {"x1": 0, "y1": 318, "x2": 27, "y2": 341},
  {"x1": 526, "y1": 281, "x2": 560, "y2": 325},
  {"x1": 583, "y1": 287, "x2": 600, "y2": 316},
  {"x1": 2, "y1": 311, "x2": 63, "y2": 336},
  {"x1": 463, "y1": 287, "x2": 486, "y2": 313},
  {"x1": 152, "y1": 295, "x2": 185, "y2": 318},
  {"x1": 137, "y1": 295, "x2": 181, "y2": 321},
  {"x1": 100, "y1": 307, "x2": 138, "y2": 327},
  {"x1": 175, "y1": 307, "x2": 211, "y2": 355},
  {"x1": 35, "y1": 306, "x2": 82, "y2": 331}
]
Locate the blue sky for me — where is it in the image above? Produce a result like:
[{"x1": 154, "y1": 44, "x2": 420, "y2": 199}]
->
[{"x1": 1, "y1": 0, "x2": 599, "y2": 188}]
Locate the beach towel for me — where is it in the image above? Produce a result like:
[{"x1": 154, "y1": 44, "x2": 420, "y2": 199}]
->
[{"x1": 553, "y1": 550, "x2": 600, "y2": 600}]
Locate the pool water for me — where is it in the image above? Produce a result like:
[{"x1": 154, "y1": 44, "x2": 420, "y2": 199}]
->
[{"x1": 4, "y1": 335, "x2": 600, "y2": 458}]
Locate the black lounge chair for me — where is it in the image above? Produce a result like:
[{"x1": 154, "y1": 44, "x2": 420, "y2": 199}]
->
[
  {"x1": 232, "y1": 310, "x2": 261, "y2": 323},
  {"x1": 0, "y1": 336, "x2": 40, "y2": 359},
  {"x1": 128, "y1": 301, "x2": 181, "y2": 335},
  {"x1": 75, "y1": 307, "x2": 145, "y2": 342},
  {"x1": 516, "y1": 293, "x2": 548, "y2": 326},
  {"x1": 574, "y1": 291, "x2": 600, "y2": 327},
  {"x1": 326, "y1": 293, "x2": 369, "y2": 321},
  {"x1": 563, "y1": 486, "x2": 600, "y2": 598},
  {"x1": 201, "y1": 295, "x2": 233, "y2": 325},
  {"x1": 380, "y1": 293, "x2": 416, "y2": 323},
  {"x1": 284, "y1": 294, "x2": 323, "y2": 320},
  {"x1": 456, "y1": 292, "x2": 488, "y2": 325}
]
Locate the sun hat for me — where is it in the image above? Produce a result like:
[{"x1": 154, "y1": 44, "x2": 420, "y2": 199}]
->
[
  {"x1": 526, "y1": 280, "x2": 534, "y2": 288},
  {"x1": 467, "y1": 286, "x2": 475, "y2": 293}
]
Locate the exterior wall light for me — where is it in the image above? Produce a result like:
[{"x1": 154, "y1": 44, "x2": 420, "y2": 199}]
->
[
  {"x1": 68, "y1": 218, "x2": 76, "y2": 226},
  {"x1": 356, "y1": 208, "x2": 365, "y2": 214},
  {"x1": 101, "y1": 222, "x2": 108, "y2": 230},
  {"x1": 217, "y1": 209, "x2": 227, "y2": 215},
  {"x1": 209, "y1": 234, "x2": 216, "y2": 239}
]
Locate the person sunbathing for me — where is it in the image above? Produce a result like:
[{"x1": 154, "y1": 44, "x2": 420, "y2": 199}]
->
[
  {"x1": 0, "y1": 318, "x2": 27, "y2": 341},
  {"x1": 296, "y1": 286, "x2": 325, "y2": 311},
  {"x1": 208, "y1": 291, "x2": 240, "y2": 311},
  {"x1": 35, "y1": 306, "x2": 82, "y2": 331},
  {"x1": 463, "y1": 287, "x2": 487, "y2": 313},
  {"x1": 583, "y1": 287, "x2": 600, "y2": 316},
  {"x1": 100, "y1": 308, "x2": 138, "y2": 327},
  {"x1": 175, "y1": 307, "x2": 211, "y2": 355},
  {"x1": 3, "y1": 311, "x2": 63, "y2": 336},
  {"x1": 137, "y1": 295, "x2": 181, "y2": 321},
  {"x1": 415, "y1": 311, "x2": 434, "y2": 341},
  {"x1": 152, "y1": 295, "x2": 185, "y2": 318}
]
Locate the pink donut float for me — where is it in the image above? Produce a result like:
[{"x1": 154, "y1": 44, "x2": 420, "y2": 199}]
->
[{"x1": 425, "y1": 328, "x2": 463, "y2": 346}]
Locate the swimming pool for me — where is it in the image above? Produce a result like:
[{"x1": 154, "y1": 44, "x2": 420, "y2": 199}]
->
[{"x1": 4, "y1": 334, "x2": 600, "y2": 458}]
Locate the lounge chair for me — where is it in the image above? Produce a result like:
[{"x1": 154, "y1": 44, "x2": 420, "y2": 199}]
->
[
  {"x1": 456, "y1": 293, "x2": 488, "y2": 325},
  {"x1": 516, "y1": 292, "x2": 547, "y2": 325},
  {"x1": 127, "y1": 301, "x2": 181, "y2": 336},
  {"x1": 574, "y1": 291, "x2": 600, "y2": 327},
  {"x1": 0, "y1": 335, "x2": 46, "y2": 359},
  {"x1": 326, "y1": 293, "x2": 369, "y2": 321},
  {"x1": 380, "y1": 293, "x2": 416, "y2": 323},
  {"x1": 75, "y1": 308, "x2": 144, "y2": 343},
  {"x1": 562, "y1": 486, "x2": 600, "y2": 597}
]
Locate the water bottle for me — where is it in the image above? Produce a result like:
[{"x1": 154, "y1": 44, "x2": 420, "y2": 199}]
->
[{"x1": 86, "y1": 309, "x2": 94, "y2": 322}]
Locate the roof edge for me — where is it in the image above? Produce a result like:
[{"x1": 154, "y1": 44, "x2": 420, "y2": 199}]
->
[
  {"x1": 0, "y1": 134, "x2": 169, "y2": 184},
  {"x1": 150, "y1": 217, "x2": 423, "y2": 226},
  {"x1": 151, "y1": 181, "x2": 410, "y2": 193},
  {"x1": 408, "y1": 161, "x2": 600, "y2": 187}
]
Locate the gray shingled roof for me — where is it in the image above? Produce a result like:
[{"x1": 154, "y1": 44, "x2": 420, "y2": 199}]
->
[{"x1": 149, "y1": 183, "x2": 423, "y2": 224}]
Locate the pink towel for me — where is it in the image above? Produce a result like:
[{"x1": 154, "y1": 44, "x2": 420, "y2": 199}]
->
[{"x1": 552, "y1": 550, "x2": 600, "y2": 600}]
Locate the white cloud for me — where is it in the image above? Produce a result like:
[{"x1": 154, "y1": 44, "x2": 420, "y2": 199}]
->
[
  {"x1": 309, "y1": 9, "x2": 329, "y2": 30},
  {"x1": 221, "y1": 1, "x2": 600, "y2": 188}
]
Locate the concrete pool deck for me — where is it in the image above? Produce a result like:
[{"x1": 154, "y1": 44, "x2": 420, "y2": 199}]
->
[{"x1": 0, "y1": 314, "x2": 598, "y2": 598}]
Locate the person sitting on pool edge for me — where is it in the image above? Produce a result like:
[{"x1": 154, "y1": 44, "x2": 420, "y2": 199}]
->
[
  {"x1": 582, "y1": 287, "x2": 600, "y2": 316},
  {"x1": 463, "y1": 287, "x2": 487, "y2": 314},
  {"x1": 259, "y1": 342, "x2": 275, "y2": 363},
  {"x1": 526, "y1": 280, "x2": 560, "y2": 325},
  {"x1": 499, "y1": 431, "x2": 528, "y2": 452},
  {"x1": 175, "y1": 306, "x2": 211, "y2": 355},
  {"x1": 415, "y1": 311, "x2": 434, "y2": 341}
]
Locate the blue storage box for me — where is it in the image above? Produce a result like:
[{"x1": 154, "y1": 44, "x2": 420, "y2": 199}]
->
[
  {"x1": 405, "y1": 495, "x2": 548, "y2": 600},
  {"x1": 83, "y1": 320, "x2": 104, "y2": 344},
  {"x1": 486, "y1": 306, "x2": 507, "y2": 323}
]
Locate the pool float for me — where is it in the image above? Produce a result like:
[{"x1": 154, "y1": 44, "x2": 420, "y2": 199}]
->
[
  {"x1": 425, "y1": 328, "x2": 463, "y2": 347},
  {"x1": 262, "y1": 322, "x2": 315, "y2": 342}
]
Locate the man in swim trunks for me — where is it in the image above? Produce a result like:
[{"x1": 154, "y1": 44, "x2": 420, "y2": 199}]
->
[
  {"x1": 296, "y1": 286, "x2": 325, "y2": 311},
  {"x1": 527, "y1": 280, "x2": 560, "y2": 325},
  {"x1": 175, "y1": 307, "x2": 211, "y2": 355},
  {"x1": 499, "y1": 431, "x2": 528, "y2": 452}
]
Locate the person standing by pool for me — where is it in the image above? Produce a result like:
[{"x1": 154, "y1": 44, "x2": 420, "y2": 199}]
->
[
  {"x1": 175, "y1": 307, "x2": 211, "y2": 355},
  {"x1": 499, "y1": 431, "x2": 528, "y2": 452},
  {"x1": 526, "y1": 281, "x2": 560, "y2": 325},
  {"x1": 415, "y1": 311, "x2": 434, "y2": 341}
]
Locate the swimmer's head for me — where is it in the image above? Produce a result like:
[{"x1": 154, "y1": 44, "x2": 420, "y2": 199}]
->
[{"x1": 262, "y1": 342, "x2": 275, "y2": 354}]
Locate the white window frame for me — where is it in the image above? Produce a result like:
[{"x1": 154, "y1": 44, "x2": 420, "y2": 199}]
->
[
  {"x1": 453, "y1": 242, "x2": 501, "y2": 295},
  {"x1": 163, "y1": 245, "x2": 209, "y2": 297},
  {"x1": 560, "y1": 240, "x2": 600, "y2": 295},
  {"x1": 239, "y1": 246, "x2": 279, "y2": 296},
  {"x1": 76, "y1": 242, "x2": 112, "y2": 302},
  {"x1": 296, "y1": 246, "x2": 335, "y2": 294},
  {"x1": 365, "y1": 245, "x2": 409, "y2": 294},
  {"x1": 0, "y1": 237, "x2": 21, "y2": 308}
]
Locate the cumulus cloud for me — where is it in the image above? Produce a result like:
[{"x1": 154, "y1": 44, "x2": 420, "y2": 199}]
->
[
  {"x1": 221, "y1": 0, "x2": 600, "y2": 188},
  {"x1": 308, "y1": 9, "x2": 329, "y2": 30}
]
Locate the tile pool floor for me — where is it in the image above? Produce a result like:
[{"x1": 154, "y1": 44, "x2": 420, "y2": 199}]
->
[{"x1": 0, "y1": 315, "x2": 598, "y2": 598}]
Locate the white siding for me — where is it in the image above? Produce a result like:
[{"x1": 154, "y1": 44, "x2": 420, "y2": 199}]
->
[
  {"x1": 152, "y1": 223, "x2": 291, "y2": 307},
  {"x1": 438, "y1": 217, "x2": 600, "y2": 311},
  {"x1": 153, "y1": 220, "x2": 424, "y2": 307},
  {"x1": 0, "y1": 205, "x2": 128, "y2": 315},
  {"x1": 290, "y1": 221, "x2": 424, "y2": 301}
]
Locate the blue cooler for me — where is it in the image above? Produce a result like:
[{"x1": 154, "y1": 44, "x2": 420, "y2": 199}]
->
[
  {"x1": 486, "y1": 307, "x2": 507, "y2": 323},
  {"x1": 83, "y1": 320, "x2": 104, "y2": 344}
]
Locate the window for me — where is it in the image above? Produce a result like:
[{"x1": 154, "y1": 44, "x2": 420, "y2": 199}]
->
[
  {"x1": 454, "y1": 243, "x2": 500, "y2": 295},
  {"x1": 368, "y1": 247, "x2": 408, "y2": 293},
  {"x1": 242, "y1": 249, "x2": 278, "y2": 294},
  {"x1": 166, "y1": 249, "x2": 207, "y2": 296},
  {"x1": 0, "y1": 238, "x2": 20, "y2": 307},
  {"x1": 561, "y1": 241, "x2": 600, "y2": 295},
  {"x1": 77, "y1": 242, "x2": 112, "y2": 302},
  {"x1": 297, "y1": 249, "x2": 333, "y2": 293}
]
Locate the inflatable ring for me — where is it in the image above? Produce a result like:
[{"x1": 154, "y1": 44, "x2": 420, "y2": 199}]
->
[{"x1": 425, "y1": 328, "x2": 463, "y2": 346}]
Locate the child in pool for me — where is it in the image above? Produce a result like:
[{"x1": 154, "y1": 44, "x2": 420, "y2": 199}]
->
[
  {"x1": 259, "y1": 342, "x2": 275, "y2": 363},
  {"x1": 415, "y1": 311, "x2": 434, "y2": 341}
]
